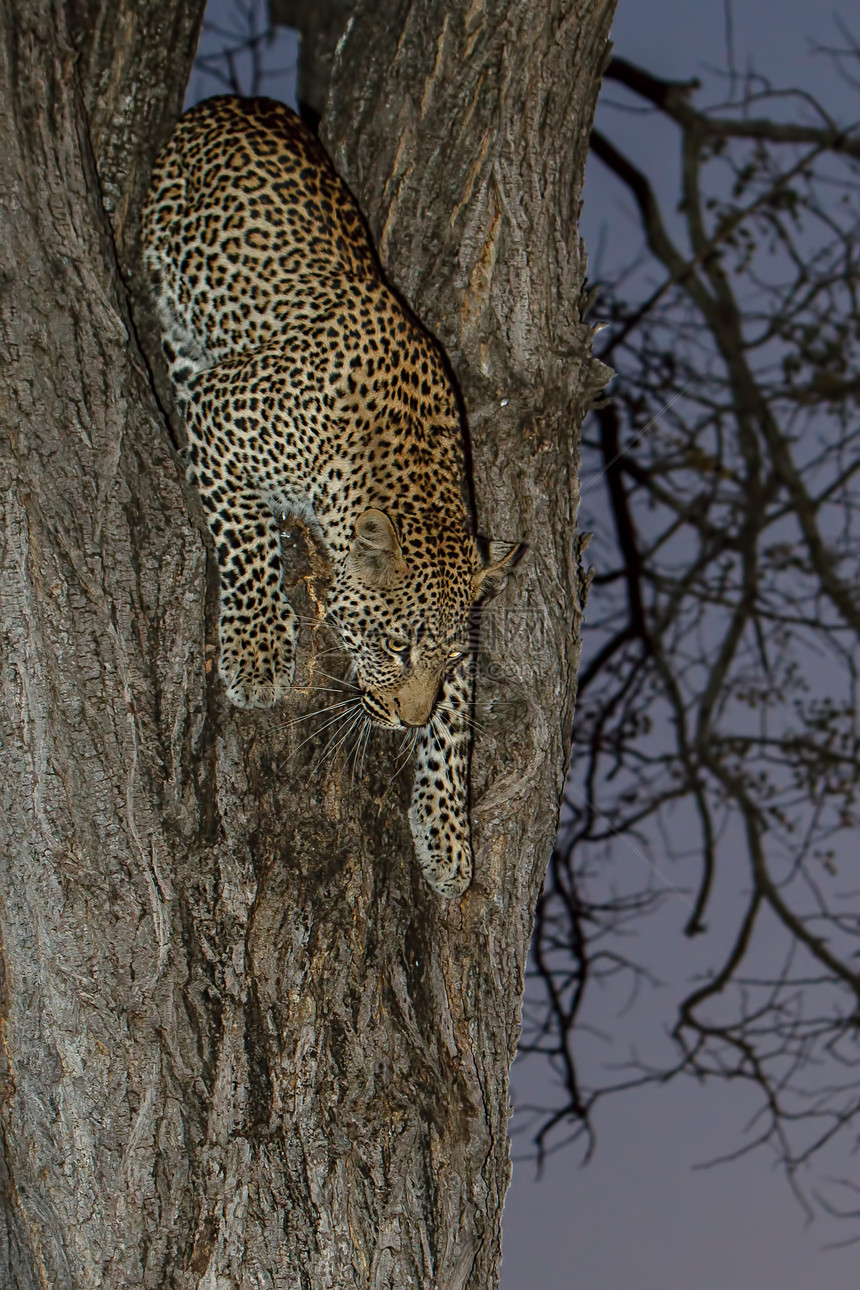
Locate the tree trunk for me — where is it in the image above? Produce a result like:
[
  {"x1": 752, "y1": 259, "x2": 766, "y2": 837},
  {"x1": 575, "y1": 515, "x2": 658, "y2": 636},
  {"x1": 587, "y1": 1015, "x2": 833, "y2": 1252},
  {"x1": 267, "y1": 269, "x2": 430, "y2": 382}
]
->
[
  {"x1": 269, "y1": 0, "x2": 353, "y2": 124},
  {"x1": 0, "y1": 1, "x2": 613, "y2": 1287}
]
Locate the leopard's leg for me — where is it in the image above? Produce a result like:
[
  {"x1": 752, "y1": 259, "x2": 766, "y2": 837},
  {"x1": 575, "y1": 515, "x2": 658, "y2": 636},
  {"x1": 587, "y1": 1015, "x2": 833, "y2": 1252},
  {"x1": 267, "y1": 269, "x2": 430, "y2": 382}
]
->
[
  {"x1": 178, "y1": 353, "x2": 309, "y2": 709},
  {"x1": 144, "y1": 242, "x2": 220, "y2": 389},
  {"x1": 408, "y1": 662, "x2": 474, "y2": 897},
  {"x1": 194, "y1": 465, "x2": 297, "y2": 709}
]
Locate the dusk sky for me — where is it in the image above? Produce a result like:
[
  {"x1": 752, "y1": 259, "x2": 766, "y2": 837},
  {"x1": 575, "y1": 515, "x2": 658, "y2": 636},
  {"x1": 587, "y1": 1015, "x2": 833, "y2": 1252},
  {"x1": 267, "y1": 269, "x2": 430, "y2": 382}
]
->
[
  {"x1": 187, "y1": 3, "x2": 860, "y2": 1285},
  {"x1": 503, "y1": 5, "x2": 860, "y2": 1289}
]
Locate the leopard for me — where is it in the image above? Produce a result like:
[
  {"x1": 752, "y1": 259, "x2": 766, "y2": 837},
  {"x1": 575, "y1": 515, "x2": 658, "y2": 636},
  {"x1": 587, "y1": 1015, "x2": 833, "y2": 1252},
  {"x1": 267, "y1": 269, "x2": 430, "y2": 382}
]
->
[{"x1": 141, "y1": 95, "x2": 520, "y2": 898}]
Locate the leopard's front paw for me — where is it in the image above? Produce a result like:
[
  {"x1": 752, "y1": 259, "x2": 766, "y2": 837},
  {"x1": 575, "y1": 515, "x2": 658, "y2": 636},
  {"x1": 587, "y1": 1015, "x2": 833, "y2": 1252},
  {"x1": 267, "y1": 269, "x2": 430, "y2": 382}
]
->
[
  {"x1": 408, "y1": 805, "x2": 473, "y2": 898},
  {"x1": 219, "y1": 611, "x2": 296, "y2": 709},
  {"x1": 222, "y1": 665, "x2": 294, "y2": 709}
]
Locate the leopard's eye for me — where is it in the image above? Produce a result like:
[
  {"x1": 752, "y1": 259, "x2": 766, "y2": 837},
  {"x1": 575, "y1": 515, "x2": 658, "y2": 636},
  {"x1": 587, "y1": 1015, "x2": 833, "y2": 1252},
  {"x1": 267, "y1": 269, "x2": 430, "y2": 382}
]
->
[
  {"x1": 386, "y1": 635, "x2": 410, "y2": 654},
  {"x1": 447, "y1": 649, "x2": 466, "y2": 662}
]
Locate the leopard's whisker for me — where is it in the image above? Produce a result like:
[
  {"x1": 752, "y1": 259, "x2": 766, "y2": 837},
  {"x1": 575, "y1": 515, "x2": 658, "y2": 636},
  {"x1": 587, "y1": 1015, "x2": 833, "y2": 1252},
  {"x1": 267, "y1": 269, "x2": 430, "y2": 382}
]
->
[
  {"x1": 272, "y1": 696, "x2": 358, "y2": 731},
  {"x1": 315, "y1": 707, "x2": 365, "y2": 774},
  {"x1": 353, "y1": 715, "x2": 372, "y2": 781},
  {"x1": 292, "y1": 695, "x2": 357, "y2": 715},
  {"x1": 348, "y1": 712, "x2": 365, "y2": 779},
  {"x1": 273, "y1": 702, "x2": 353, "y2": 775},
  {"x1": 349, "y1": 714, "x2": 372, "y2": 784},
  {"x1": 308, "y1": 710, "x2": 357, "y2": 772},
  {"x1": 292, "y1": 685, "x2": 351, "y2": 694},
  {"x1": 292, "y1": 700, "x2": 362, "y2": 755},
  {"x1": 312, "y1": 667, "x2": 360, "y2": 691},
  {"x1": 387, "y1": 725, "x2": 419, "y2": 787},
  {"x1": 359, "y1": 717, "x2": 373, "y2": 778},
  {"x1": 436, "y1": 701, "x2": 485, "y2": 734}
]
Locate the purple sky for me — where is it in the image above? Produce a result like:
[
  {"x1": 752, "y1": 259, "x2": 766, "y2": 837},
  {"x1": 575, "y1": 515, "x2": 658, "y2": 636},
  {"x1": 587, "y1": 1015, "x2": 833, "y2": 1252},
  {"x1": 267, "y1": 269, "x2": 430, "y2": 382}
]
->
[{"x1": 502, "y1": 5, "x2": 860, "y2": 1289}]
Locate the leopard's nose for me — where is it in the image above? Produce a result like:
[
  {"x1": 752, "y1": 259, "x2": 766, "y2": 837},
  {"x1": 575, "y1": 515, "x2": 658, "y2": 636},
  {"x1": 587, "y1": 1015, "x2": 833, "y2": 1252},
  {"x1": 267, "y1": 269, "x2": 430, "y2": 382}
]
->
[
  {"x1": 395, "y1": 692, "x2": 434, "y2": 728},
  {"x1": 399, "y1": 696, "x2": 433, "y2": 727}
]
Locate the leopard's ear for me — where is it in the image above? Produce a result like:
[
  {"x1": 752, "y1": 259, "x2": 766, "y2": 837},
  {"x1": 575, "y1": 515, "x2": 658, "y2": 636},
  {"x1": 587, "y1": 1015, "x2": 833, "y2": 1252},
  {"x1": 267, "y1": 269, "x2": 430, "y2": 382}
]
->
[
  {"x1": 472, "y1": 539, "x2": 524, "y2": 600},
  {"x1": 347, "y1": 509, "x2": 408, "y2": 588}
]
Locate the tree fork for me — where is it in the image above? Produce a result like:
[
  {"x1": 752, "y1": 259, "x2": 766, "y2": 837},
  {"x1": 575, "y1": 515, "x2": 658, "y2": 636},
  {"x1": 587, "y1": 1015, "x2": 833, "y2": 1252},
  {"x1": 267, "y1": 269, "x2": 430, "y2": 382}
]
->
[{"x1": 0, "y1": 1, "x2": 614, "y2": 1286}]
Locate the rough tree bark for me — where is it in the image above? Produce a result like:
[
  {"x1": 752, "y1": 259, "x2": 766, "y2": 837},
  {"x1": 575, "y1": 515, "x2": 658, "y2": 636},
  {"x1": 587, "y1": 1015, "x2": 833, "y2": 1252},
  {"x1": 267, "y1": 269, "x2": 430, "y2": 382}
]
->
[
  {"x1": 0, "y1": 1, "x2": 614, "y2": 1287},
  {"x1": 269, "y1": 0, "x2": 353, "y2": 123}
]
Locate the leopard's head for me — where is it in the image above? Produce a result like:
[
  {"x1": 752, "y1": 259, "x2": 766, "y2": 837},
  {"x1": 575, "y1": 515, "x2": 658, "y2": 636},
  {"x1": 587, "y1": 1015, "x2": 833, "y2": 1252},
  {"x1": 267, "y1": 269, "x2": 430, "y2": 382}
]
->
[{"x1": 326, "y1": 509, "x2": 520, "y2": 728}]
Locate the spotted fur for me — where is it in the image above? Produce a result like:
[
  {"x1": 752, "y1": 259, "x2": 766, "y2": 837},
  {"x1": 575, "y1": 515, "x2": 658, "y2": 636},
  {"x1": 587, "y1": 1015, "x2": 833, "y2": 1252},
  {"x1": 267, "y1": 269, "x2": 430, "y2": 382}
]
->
[{"x1": 142, "y1": 96, "x2": 518, "y2": 897}]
